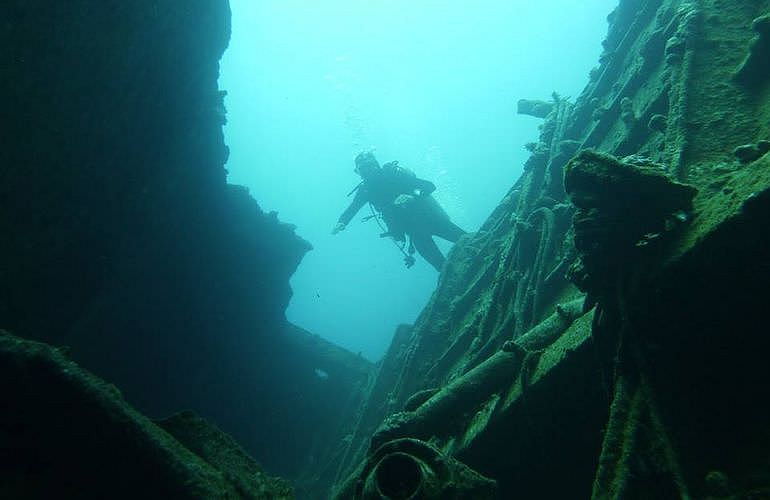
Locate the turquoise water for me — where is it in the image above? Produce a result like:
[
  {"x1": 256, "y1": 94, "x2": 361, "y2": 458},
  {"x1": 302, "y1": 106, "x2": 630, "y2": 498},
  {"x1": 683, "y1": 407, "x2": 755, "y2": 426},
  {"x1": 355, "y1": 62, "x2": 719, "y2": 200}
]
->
[{"x1": 220, "y1": 0, "x2": 618, "y2": 360}]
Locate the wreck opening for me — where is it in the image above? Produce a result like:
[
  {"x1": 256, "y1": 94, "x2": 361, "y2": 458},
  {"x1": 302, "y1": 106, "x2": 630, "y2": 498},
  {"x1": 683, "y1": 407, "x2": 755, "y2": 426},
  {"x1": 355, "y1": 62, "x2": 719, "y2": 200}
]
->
[
  {"x1": 4, "y1": 0, "x2": 770, "y2": 499},
  {"x1": 218, "y1": 0, "x2": 618, "y2": 362},
  {"x1": 374, "y1": 453, "x2": 423, "y2": 499}
]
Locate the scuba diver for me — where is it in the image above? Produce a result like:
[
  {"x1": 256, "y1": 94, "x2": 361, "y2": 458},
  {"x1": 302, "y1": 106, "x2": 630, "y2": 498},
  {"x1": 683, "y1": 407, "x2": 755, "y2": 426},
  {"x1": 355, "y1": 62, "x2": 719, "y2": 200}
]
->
[{"x1": 332, "y1": 151, "x2": 466, "y2": 272}]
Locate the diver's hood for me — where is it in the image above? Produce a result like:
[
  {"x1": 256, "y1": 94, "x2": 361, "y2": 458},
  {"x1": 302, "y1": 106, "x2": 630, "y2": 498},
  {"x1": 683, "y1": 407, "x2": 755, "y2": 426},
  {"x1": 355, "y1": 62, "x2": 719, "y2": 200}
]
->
[{"x1": 355, "y1": 151, "x2": 380, "y2": 173}]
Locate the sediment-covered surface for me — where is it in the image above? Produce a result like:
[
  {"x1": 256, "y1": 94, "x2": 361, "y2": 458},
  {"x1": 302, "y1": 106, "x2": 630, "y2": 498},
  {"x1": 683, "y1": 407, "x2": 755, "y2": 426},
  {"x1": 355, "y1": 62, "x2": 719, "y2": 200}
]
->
[{"x1": 0, "y1": 331, "x2": 293, "y2": 499}]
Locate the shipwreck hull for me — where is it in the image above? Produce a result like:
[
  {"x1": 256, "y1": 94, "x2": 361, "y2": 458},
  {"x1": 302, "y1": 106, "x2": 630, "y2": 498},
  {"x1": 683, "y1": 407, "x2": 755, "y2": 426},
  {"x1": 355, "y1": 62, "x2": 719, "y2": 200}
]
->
[{"x1": 331, "y1": 0, "x2": 770, "y2": 498}]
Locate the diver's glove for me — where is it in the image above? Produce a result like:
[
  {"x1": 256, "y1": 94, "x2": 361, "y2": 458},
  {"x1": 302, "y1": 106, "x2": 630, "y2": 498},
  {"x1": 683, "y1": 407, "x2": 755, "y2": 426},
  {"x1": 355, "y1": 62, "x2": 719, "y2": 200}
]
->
[
  {"x1": 332, "y1": 222, "x2": 346, "y2": 235},
  {"x1": 404, "y1": 255, "x2": 416, "y2": 268}
]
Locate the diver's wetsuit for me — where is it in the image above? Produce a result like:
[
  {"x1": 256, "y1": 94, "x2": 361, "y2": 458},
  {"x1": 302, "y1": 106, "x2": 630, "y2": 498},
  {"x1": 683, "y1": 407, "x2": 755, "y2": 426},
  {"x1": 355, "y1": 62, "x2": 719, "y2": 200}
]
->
[{"x1": 338, "y1": 165, "x2": 465, "y2": 271}]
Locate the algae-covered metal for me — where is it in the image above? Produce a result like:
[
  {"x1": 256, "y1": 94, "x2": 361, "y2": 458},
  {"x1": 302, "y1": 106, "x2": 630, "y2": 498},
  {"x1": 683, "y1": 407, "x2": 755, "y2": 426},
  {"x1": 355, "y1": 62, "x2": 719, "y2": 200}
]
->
[{"x1": 330, "y1": 0, "x2": 770, "y2": 498}]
